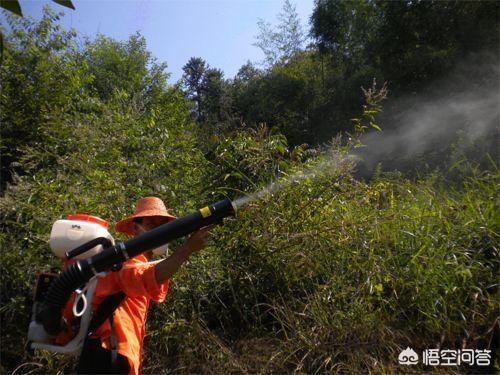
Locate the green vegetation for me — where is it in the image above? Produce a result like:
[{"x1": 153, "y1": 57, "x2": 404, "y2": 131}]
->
[
  {"x1": 181, "y1": 0, "x2": 500, "y2": 147},
  {"x1": 1, "y1": 2, "x2": 499, "y2": 374}
]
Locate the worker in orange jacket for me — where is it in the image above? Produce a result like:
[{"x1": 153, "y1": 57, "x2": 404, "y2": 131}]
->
[{"x1": 76, "y1": 197, "x2": 210, "y2": 374}]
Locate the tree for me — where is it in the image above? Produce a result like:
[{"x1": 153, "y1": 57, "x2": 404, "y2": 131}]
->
[
  {"x1": 0, "y1": 14, "x2": 211, "y2": 371},
  {"x1": 201, "y1": 68, "x2": 234, "y2": 130},
  {"x1": 1, "y1": 7, "x2": 172, "y2": 191},
  {"x1": 254, "y1": 0, "x2": 306, "y2": 67},
  {"x1": 0, "y1": 1, "x2": 75, "y2": 63},
  {"x1": 371, "y1": 0, "x2": 500, "y2": 91},
  {"x1": 234, "y1": 61, "x2": 262, "y2": 84},
  {"x1": 230, "y1": 51, "x2": 331, "y2": 145},
  {"x1": 311, "y1": 0, "x2": 379, "y2": 69},
  {"x1": 0, "y1": 8, "x2": 89, "y2": 191},
  {"x1": 182, "y1": 58, "x2": 236, "y2": 129},
  {"x1": 311, "y1": 0, "x2": 500, "y2": 92},
  {"x1": 182, "y1": 57, "x2": 207, "y2": 120},
  {"x1": 83, "y1": 33, "x2": 169, "y2": 105}
]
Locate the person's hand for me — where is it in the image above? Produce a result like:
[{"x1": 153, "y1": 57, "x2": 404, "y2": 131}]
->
[
  {"x1": 183, "y1": 226, "x2": 211, "y2": 253},
  {"x1": 155, "y1": 226, "x2": 212, "y2": 284}
]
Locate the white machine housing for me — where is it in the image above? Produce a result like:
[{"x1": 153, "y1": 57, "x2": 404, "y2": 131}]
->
[
  {"x1": 28, "y1": 214, "x2": 113, "y2": 354},
  {"x1": 28, "y1": 276, "x2": 100, "y2": 354},
  {"x1": 50, "y1": 214, "x2": 114, "y2": 259}
]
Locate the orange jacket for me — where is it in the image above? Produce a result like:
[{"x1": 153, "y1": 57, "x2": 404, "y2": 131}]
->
[{"x1": 90, "y1": 254, "x2": 169, "y2": 375}]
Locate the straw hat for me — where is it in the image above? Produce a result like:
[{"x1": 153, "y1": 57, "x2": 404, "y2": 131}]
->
[{"x1": 115, "y1": 197, "x2": 176, "y2": 236}]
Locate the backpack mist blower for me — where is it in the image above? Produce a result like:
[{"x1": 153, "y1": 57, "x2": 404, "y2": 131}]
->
[{"x1": 27, "y1": 198, "x2": 236, "y2": 354}]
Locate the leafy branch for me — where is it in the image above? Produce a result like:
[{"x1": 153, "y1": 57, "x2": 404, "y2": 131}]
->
[{"x1": 348, "y1": 79, "x2": 388, "y2": 148}]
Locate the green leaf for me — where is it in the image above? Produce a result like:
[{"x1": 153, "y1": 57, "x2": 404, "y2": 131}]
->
[
  {"x1": 0, "y1": 0, "x2": 23, "y2": 16},
  {"x1": 370, "y1": 122, "x2": 382, "y2": 132},
  {"x1": 0, "y1": 31, "x2": 3, "y2": 66},
  {"x1": 275, "y1": 143, "x2": 286, "y2": 155},
  {"x1": 231, "y1": 171, "x2": 244, "y2": 180},
  {"x1": 52, "y1": 0, "x2": 75, "y2": 10}
]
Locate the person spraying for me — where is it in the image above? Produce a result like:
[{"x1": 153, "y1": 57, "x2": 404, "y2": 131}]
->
[
  {"x1": 30, "y1": 196, "x2": 236, "y2": 373},
  {"x1": 74, "y1": 196, "x2": 211, "y2": 374}
]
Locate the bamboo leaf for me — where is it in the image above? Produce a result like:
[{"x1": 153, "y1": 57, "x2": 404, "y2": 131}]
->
[
  {"x1": 0, "y1": 0, "x2": 23, "y2": 17},
  {"x1": 370, "y1": 122, "x2": 382, "y2": 132},
  {"x1": 52, "y1": 0, "x2": 75, "y2": 10}
]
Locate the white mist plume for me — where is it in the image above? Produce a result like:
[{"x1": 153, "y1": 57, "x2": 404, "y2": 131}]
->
[
  {"x1": 233, "y1": 147, "x2": 353, "y2": 208},
  {"x1": 358, "y1": 52, "x2": 499, "y2": 171},
  {"x1": 234, "y1": 51, "x2": 499, "y2": 208}
]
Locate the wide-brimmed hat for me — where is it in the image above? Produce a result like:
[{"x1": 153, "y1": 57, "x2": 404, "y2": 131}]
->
[{"x1": 115, "y1": 197, "x2": 176, "y2": 236}]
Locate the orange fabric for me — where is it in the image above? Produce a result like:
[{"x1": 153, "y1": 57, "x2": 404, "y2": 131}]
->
[
  {"x1": 115, "y1": 197, "x2": 176, "y2": 236},
  {"x1": 90, "y1": 254, "x2": 169, "y2": 375}
]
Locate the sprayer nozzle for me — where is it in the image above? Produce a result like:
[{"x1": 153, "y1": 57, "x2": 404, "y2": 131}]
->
[{"x1": 207, "y1": 198, "x2": 236, "y2": 218}]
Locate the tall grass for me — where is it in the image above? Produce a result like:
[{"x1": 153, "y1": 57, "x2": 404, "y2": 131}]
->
[
  {"x1": 142, "y1": 157, "x2": 499, "y2": 374},
  {"x1": 1, "y1": 84, "x2": 497, "y2": 373}
]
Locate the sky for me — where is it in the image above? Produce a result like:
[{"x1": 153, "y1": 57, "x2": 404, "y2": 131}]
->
[{"x1": 20, "y1": 0, "x2": 315, "y2": 83}]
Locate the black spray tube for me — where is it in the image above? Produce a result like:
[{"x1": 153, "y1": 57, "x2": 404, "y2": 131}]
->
[{"x1": 37, "y1": 198, "x2": 236, "y2": 335}]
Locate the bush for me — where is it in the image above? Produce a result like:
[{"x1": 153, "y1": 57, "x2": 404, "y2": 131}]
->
[{"x1": 1, "y1": 11, "x2": 498, "y2": 374}]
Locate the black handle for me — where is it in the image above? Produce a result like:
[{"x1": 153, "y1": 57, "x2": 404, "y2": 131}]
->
[{"x1": 65, "y1": 237, "x2": 113, "y2": 259}]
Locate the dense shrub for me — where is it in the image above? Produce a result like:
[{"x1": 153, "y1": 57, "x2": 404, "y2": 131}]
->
[
  {"x1": 140, "y1": 149, "x2": 498, "y2": 374},
  {"x1": 1, "y1": 8, "x2": 498, "y2": 375}
]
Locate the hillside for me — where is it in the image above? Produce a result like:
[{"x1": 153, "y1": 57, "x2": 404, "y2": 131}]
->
[{"x1": 1, "y1": 3, "x2": 498, "y2": 374}]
